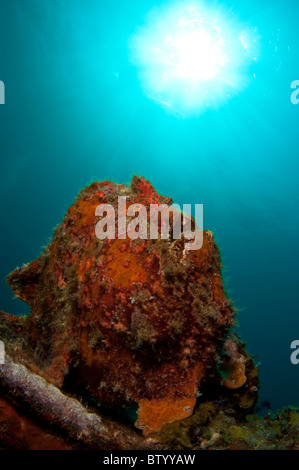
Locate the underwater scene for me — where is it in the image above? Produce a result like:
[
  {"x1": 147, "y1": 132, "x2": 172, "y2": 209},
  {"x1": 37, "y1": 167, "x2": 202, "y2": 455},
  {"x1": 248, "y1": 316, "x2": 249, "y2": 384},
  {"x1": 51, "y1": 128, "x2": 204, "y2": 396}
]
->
[{"x1": 0, "y1": 0, "x2": 298, "y2": 452}]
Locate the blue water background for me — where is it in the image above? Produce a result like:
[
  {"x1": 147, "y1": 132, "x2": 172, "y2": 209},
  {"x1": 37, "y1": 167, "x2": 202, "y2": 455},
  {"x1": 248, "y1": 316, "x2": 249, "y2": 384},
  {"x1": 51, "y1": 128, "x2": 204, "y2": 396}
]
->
[{"x1": 0, "y1": 0, "x2": 298, "y2": 410}]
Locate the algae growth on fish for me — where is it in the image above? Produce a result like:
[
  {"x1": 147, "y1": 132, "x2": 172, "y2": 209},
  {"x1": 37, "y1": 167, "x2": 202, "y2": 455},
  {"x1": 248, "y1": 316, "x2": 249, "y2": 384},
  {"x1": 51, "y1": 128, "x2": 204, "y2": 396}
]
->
[{"x1": 0, "y1": 176, "x2": 297, "y2": 449}]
